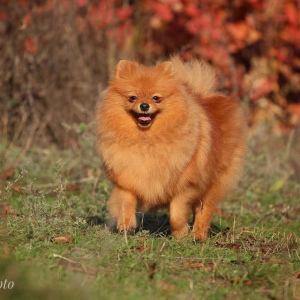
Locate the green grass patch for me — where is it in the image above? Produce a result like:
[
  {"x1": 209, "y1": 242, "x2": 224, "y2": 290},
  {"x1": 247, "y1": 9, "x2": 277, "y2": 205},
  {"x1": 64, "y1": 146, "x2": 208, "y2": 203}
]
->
[{"x1": 1, "y1": 130, "x2": 300, "y2": 299}]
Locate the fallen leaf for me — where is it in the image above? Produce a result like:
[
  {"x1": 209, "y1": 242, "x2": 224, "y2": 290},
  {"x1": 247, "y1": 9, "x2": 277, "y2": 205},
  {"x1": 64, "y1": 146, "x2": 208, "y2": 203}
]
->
[
  {"x1": 231, "y1": 277, "x2": 253, "y2": 286},
  {"x1": 0, "y1": 168, "x2": 14, "y2": 180},
  {"x1": 52, "y1": 235, "x2": 74, "y2": 243},
  {"x1": 137, "y1": 245, "x2": 151, "y2": 253},
  {"x1": 245, "y1": 280, "x2": 254, "y2": 286},
  {"x1": 295, "y1": 271, "x2": 300, "y2": 279},
  {"x1": 184, "y1": 261, "x2": 215, "y2": 271},
  {"x1": 270, "y1": 178, "x2": 285, "y2": 192},
  {"x1": 149, "y1": 263, "x2": 157, "y2": 279},
  {"x1": 215, "y1": 241, "x2": 242, "y2": 250},
  {"x1": 66, "y1": 185, "x2": 80, "y2": 191},
  {"x1": 2, "y1": 204, "x2": 21, "y2": 217},
  {"x1": 12, "y1": 186, "x2": 22, "y2": 193}
]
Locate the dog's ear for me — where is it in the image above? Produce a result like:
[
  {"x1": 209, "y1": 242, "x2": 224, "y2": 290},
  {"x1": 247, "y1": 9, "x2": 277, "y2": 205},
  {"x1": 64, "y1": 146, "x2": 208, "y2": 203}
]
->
[
  {"x1": 115, "y1": 60, "x2": 138, "y2": 79},
  {"x1": 156, "y1": 61, "x2": 174, "y2": 76}
]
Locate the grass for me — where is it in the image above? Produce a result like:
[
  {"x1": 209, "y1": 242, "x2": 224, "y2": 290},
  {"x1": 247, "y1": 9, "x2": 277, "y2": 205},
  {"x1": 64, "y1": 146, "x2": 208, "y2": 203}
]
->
[{"x1": 0, "y1": 127, "x2": 300, "y2": 300}]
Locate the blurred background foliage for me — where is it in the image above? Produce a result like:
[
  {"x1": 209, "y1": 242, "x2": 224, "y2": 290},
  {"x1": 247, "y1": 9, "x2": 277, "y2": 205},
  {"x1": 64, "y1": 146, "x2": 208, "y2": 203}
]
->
[{"x1": 0, "y1": 0, "x2": 300, "y2": 148}]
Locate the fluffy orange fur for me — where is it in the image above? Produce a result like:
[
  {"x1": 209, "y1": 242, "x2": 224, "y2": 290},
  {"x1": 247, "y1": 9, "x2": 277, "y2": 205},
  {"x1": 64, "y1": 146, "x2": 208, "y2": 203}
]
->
[{"x1": 96, "y1": 56, "x2": 247, "y2": 240}]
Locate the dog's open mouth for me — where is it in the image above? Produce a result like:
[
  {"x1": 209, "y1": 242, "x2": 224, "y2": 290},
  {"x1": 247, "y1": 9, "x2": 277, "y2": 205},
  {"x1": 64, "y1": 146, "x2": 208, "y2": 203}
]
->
[{"x1": 132, "y1": 112, "x2": 157, "y2": 127}]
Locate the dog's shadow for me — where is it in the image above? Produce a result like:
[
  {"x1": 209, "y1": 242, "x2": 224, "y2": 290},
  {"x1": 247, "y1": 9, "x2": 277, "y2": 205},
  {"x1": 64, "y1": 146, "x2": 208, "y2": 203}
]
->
[
  {"x1": 85, "y1": 212, "x2": 171, "y2": 236},
  {"x1": 137, "y1": 214, "x2": 229, "y2": 238},
  {"x1": 137, "y1": 212, "x2": 171, "y2": 236},
  {"x1": 85, "y1": 213, "x2": 228, "y2": 238}
]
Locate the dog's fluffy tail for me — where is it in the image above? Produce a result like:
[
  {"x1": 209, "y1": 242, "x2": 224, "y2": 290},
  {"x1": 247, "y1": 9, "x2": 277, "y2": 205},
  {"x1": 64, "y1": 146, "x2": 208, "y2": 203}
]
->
[{"x1": 170, "y1": 55, "x2": 216, "y2": 96}]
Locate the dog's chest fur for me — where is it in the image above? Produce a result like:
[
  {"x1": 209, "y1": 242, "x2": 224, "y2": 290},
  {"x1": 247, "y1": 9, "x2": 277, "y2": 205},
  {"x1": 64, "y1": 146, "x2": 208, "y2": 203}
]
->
[{"x1": 102, "y1": 132, "x2": 199, "y2": 204}]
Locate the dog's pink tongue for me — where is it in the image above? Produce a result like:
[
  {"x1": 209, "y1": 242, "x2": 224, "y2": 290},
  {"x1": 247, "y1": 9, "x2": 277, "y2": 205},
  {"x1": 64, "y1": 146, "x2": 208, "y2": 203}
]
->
[{"x1": 139, "y1": 116, "x2": 151, "y2": 122}]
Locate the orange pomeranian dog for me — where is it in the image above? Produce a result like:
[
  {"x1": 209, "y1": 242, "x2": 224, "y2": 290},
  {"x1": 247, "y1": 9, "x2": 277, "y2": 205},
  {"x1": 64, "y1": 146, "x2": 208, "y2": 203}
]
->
[{"x1": 96, "y1": 56, "x2": 247, "y2": 240}]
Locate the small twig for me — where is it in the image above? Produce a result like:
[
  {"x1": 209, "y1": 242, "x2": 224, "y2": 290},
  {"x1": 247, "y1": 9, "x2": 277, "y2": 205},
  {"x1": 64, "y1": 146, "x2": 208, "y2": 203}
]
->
[
  {"x1": 159, "y1": 241, "x2": 166, "y2": 252},
  {"x1": 53, "y1": 254, "x2": 97, "y2": 276},
  {"x1": 124, "y1": 225, "x2": 128, "y2": 245},
  {"x1": 52, "y1": 254, "x2": 76, "y2": 264},
  {"x1": 155, "y1": 218, "x2": 168, "y2": 234}
]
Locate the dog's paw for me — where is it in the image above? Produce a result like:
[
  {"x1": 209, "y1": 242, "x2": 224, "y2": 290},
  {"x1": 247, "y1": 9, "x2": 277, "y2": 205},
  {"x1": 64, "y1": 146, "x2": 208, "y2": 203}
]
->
[{"x1": 117, "y1": 217, "x2": 137, "y2": 233}]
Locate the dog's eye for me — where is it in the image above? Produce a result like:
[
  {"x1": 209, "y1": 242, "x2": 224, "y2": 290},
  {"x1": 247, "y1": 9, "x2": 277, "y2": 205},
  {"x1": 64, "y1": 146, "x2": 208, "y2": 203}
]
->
[
  {"x1": 129, "y1": 95, "x2": 137, "y2": 102},
  {"x1": 152, "y1": 95, "x2": 161, "y2": 102}
]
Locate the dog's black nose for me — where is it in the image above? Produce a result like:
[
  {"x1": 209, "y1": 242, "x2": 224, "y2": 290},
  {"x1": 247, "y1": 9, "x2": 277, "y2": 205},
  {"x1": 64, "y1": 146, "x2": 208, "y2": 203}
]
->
[{"x1": 140, "y1": 103, "x2": 150, "y2": 112}]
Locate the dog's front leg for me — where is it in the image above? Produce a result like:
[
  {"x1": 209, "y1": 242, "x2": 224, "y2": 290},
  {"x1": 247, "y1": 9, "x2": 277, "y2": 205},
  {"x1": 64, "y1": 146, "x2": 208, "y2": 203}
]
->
[
  {"x1": 169, "y1": 189, "x2": 197, "y2": 239},
  {"x1": 108, "y1": 186, "x2": 137, "y2": 232}
]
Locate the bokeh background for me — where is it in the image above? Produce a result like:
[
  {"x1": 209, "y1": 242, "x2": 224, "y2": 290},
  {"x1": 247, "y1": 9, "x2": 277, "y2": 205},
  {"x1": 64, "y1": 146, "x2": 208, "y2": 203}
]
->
[
  {"x1": 1, "y1": 2, "x2": 300, "y2": 299},
  {"x1": 1, "y1": 0, "x2": 300, "y2": 149}
]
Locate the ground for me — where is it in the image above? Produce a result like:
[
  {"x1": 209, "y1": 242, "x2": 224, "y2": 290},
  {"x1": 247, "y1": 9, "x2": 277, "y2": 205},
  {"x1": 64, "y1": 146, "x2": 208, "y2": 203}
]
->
[{"x1": 0, "y1": 126, "x2": 299, "y2": 300}]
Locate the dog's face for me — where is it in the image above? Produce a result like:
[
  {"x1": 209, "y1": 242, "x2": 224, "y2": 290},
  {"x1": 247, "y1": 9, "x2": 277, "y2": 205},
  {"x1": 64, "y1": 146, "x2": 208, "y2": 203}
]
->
[
  {"x1": 106, "y1": 60, "x2": 186, "y2": 129},
  {"x1": 127, "y1": 93, "x2": 161, "y2": 128}
]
